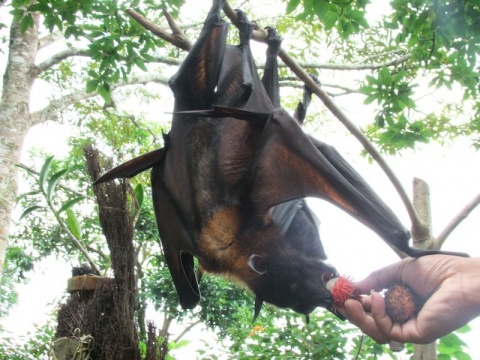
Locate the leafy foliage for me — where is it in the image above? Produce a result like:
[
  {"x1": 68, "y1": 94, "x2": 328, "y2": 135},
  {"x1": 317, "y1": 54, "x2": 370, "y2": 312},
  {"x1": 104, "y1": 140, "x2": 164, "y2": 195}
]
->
[
  {"x1": 10, "y1": 0, "x2": 186, "y2": 101},
  {"x1": 284, "y1": 0, "x2": 480, "y2": 153},
  {"x1": 0, "y1": 321, "x2": 56, "y2": 360}
]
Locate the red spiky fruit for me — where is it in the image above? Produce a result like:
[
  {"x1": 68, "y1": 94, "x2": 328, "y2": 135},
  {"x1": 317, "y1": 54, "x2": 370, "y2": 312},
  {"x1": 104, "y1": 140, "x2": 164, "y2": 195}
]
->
[
  {"x1": 384, "y1": 283, "x2": 421, "y2": 324},
  {"x1": 326, "y1": 276, "x2": 359, "y2": 311}
]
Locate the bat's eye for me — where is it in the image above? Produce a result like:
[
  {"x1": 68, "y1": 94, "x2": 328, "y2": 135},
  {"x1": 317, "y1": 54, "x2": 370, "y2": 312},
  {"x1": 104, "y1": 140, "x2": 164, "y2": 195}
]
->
[{"x1": 290, "y1": 282, "x2": 299, "y2": 292}]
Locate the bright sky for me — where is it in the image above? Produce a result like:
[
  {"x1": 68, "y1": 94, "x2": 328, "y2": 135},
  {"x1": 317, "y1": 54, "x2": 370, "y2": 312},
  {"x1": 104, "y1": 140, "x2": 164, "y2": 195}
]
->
[{"x1": 1, "y1": 0, "x2": 480, "y2": 358}]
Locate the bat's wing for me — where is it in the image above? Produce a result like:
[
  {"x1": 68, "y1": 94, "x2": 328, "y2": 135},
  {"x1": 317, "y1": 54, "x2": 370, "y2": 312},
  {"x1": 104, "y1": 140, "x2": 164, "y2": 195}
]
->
[
  {"x1": 93, "y1": 148, "x2": 166, "y2": 185},
  {"x1": 259, "y1": 28, "x2": 328, "y2": 260},
  {"x1": 270, "y1": 199, "x2": 327, "y2": 259},
  {"x1": 151, "y1": 164, "x2": 200, "y2": 309},
  {"x1": 149, "y1": 0, "x2": 231, "y2": 308},
  {"x1": 247, "y1": 108, "x2": 414, "y2": 253},
  {"x1": 186, "y1": 106, "x2": 415, "y2": 255},
  {"x1": 168, "y1": 0, "x2": 229, "y2": 111}
]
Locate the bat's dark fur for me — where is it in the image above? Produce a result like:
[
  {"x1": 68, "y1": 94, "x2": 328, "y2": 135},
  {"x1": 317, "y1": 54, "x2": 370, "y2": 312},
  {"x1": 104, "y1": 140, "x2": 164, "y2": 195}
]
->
[{"x1": 94, "y1": 0, "x2": 465, "y2": 318}]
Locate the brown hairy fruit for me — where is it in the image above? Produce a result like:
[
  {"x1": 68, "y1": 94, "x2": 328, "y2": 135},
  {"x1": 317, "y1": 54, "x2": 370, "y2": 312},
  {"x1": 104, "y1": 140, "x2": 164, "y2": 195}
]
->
[{"x1": 385, "y1": 283, "x2": 422, "y2": 324}]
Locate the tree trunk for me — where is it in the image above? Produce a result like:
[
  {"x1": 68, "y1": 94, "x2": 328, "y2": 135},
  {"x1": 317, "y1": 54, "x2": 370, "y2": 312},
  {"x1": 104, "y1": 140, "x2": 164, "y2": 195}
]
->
[
  {"x1": 411, "y1": 178, "x2": 437, "y2": 360},
  {"x1": 0, "y1": 14, "x2": 39, "y2": 275},
  {"x1": 83, "y1": 145, "x2": 141, "y2": 360}
]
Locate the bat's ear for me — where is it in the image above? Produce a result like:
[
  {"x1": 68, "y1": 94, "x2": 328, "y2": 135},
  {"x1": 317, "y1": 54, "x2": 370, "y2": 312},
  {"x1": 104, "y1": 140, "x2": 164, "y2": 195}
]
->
[{"x1": 247, "y1": 254, "x2": 267, "y2": 275}]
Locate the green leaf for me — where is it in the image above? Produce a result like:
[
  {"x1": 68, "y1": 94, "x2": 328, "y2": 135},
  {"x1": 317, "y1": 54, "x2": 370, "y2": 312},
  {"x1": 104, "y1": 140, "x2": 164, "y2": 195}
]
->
[
  {"x1": 46, "y1": 169, "x2": 69, "y2": 203},
  {"x1": 16, "y1": 190, "x2": 42, "y2": 202},
  {"x1": 134, "y1": 183, "x2": 144, "y2": 209},
  {"x1": 19, "y1": 205, "x2": 45, "y2": 221},
  {"x1": 86, "y1": 79, "x2": 99, "y2": 93},
  {"x1": 134, "y1": 57, "x2": 148, "y2": 72},
  {"x1": 58, "y1": 197, "x2": 86, "y2": 214},
  {"x1": 286, "y1": 0, "x2": 301, "y2": 14},
  {"x1": 454, "y1": 351, "x2": 472, "y2": 360},
  {"x1": 364, "y1": 94, "x2": 378, "y2": 105},
  {"x1": 379, "y1": 67, "x2": 392, "y2": 86},
  {"x1": 456, "y1": 324, "x2": 472, "y2": 334},
  {"x1": 20, "y1": 13, "x2": 34, "y2": 33},
  {"x1": 66, "y1": 209, "x2": 82, "y2": 240},
  {"x1": 39, "y1": 156, "x2": 55, "y2": 192}
]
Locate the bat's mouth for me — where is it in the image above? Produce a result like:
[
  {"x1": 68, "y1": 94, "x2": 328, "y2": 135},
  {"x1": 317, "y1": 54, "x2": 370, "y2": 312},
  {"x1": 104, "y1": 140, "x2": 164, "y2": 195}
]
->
[
  {"x1": 291, "y1": 295, "x2": 334, "y2": 316},
  {"x1": 289, "y1": 269, "x2": 338, "y2": 316},
  {"x1": 322, "y1": 271, "x2": 338, "y2": 285}
]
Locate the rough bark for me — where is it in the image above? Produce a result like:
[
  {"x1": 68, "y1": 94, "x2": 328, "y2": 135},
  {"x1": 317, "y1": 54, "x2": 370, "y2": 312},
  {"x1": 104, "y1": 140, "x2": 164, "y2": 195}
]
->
[
  {"x1": 412, "y1": 178, "x2": 437, "y2": 360},
  {"x1": 0, "y1": 14, "x2": 39, "y2": 276},
  {"x1": 80, "y1": 145, "x2": 140, "y2": 360}
]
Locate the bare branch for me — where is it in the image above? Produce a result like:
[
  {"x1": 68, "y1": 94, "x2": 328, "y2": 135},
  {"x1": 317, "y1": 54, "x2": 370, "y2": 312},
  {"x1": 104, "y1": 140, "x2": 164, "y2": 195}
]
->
[
  {"x1": 126, "y1": 8, "x2": 191, "y2": 51},
  {"x1": 30, "y1": 73, "x2": 169, "y2": 126},
  {"x1": 355, "y1": 49, "x2": 409, "y2": 65},
  {"x1": 85, "y1": 244, "x2": 109, "y2": 263},
  {"x1": 148, "y1": 55, "x2": 411, "y2": 72},
  {"x1": 278, "y1": 54, "x2": 411, "y2": 71},
  {"x1": 412, "y1": 178, "x2": 433, "y2": 247},
  {"x1": 38, "y1": 31, "x2": 64, "y2": 49},
  {"x1": 280, "y1": 78, "x2": 361, "y2": 94},
  {"x1": 150, "y1": 55, "x2": 182, "y2": 66},
  {"x1": 174, "y1": 320, "x2": 202, "y2": 342},
  {"x1": 435, "y1": 192, "x2": 480, "y2": 248},
  {"x1": 35, "y1": 47, "x2": 91, "y2": 74},
  {"x1": 31, "y1": 88, "x2": 96, "y2": 126}
]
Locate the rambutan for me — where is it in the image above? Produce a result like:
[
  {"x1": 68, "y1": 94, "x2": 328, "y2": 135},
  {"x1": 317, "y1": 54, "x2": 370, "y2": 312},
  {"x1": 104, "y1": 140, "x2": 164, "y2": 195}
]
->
[
  {"x1": 384, "y1": 283, "x2": 422, "y2": 324},
  {"x1": 326, "y1": 275, "x2": 359, "y2": 311},
  {"x1": 326, "y1": 277, "x2": 422, "y2": 324}
]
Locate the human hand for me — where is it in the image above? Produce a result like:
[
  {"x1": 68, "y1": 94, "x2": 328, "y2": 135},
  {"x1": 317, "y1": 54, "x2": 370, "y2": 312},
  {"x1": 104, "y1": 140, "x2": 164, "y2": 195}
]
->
[{"x1": 339, "y1": 255, "x2": 480, "y2": 344}]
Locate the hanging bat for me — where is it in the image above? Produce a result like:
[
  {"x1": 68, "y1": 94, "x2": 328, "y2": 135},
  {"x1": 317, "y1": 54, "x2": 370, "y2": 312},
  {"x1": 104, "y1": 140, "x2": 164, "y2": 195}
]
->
[{"x1": 94, "y1": 0, "x2": 464, "y2": 319}]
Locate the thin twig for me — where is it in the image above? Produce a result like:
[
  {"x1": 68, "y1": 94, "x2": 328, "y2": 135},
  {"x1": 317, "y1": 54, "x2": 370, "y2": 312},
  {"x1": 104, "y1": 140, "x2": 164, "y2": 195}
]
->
[
  {"x1": 18, "y1": 163, "x2": 95, "y2": 201},
  {"x1": 49, "y1": 200, "x2": 101, "y2": 275},
  {"x1": 174, "y1": 319, "x2": 202, "y2": 342},
  {"x1": 435, "y1": 192, "x2": 480, "y2": 248}
]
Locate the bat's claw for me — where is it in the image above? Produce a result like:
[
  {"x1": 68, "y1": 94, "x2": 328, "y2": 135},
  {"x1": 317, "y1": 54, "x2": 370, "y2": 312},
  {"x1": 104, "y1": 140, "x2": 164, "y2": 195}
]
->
[{"x1": 235, "y1": 9, "x2": 254, "y2": 45}]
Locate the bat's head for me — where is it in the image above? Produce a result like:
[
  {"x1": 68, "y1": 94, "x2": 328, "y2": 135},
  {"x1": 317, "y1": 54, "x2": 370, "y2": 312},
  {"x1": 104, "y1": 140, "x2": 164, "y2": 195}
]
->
[
  {"x1": 236, "y1": 204, "x2": 338, "y2": 318},
  {"x1": 246, "y1": 250, "x2": 338, "y2": 317}
]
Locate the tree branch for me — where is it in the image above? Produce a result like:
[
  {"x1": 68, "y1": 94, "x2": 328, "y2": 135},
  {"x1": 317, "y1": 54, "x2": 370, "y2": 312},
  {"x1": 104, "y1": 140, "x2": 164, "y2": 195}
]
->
[
  {"x1": 35, "y1": 47, "x2": 91, "y2": 75},
  {"x1": 149, "y1": 52, "x2": 411, "y2": 72},
  {"x1": 435, "y1": 192, "x2": 480, "y2": 248},
  {"x1": 49, "y1": 200, "x2": 101, "y2": 275},
  {"x1": 174, "y1": 319, "x2": 202, "y2": 342},
  {"x1": 281, "y1": 54, "x2": 411, "y2": 71},
  {"x1": 30, "y1": 73, "x2": 169, "y2": 126},
  {"x1": 38, "y1": 31, "x2": 64, "y2": 49},
  {"x1": 126, "y1": 8, "x2": 191, "y2": 51},
  {"x1": 280, "y1": 78, "x2": 361, "y2": 95}
]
